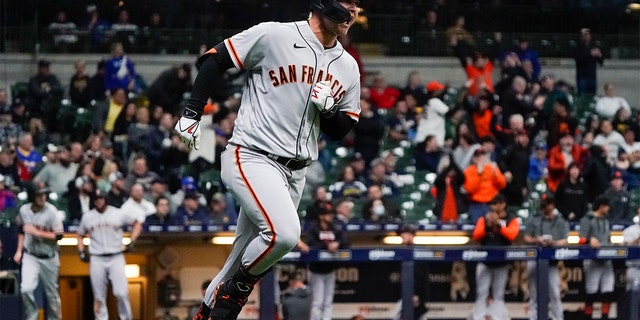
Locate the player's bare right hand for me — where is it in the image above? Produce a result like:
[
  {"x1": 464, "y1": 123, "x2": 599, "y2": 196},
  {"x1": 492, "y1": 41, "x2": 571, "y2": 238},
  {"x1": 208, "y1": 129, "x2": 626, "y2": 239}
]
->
[{"x1": 175, "y1": 114, "x2": 201, "y2": 150}]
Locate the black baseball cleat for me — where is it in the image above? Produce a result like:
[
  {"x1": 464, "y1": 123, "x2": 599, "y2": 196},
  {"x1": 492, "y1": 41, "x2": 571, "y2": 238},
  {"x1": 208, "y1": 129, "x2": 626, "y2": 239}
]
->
[
  {"x1": 208, "y1": 281, "x2": 249, "y2": 320},
  {"x1": 191, "y1": 302, "x2": 211, "y2": 320}
]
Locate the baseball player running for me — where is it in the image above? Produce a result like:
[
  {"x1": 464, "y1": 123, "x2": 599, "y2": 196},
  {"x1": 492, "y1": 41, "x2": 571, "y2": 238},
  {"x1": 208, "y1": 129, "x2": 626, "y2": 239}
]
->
[
  {"x1": 578, "y1": 196, "x2": 613, "y2": 320},
  {"x1": 76, "y1": 191, "x2": 142, "y2": 320},
  {"x1": 13, "y1": 184, "x2": 64, "y2": 320},
  {"x1": 176, "y1": 1, "x2": 361, "y2": 319},
  {"x1": 523, "y1": 194, "x2": 569, "y2": 320},
  {"x1": 623, "y1": 208, "x2": 640, "y2": 291}
]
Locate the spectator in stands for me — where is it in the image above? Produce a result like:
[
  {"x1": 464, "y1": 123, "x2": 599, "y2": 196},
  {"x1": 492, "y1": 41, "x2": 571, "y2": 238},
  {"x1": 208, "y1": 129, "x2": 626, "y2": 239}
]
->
[
  {"x1": 471, "y1": 194, "x2": 519, "y2": 320},
  {"x1": 68, "y1": 59, "x2": 92, "y2": 108},
  {"x1": 124, "y1": 156, "x2": 160, "y2": 192},
  {"x1": 96, "y1": 161, "x2": 118, "y2": 193},
  {"x1": 339, "y1": 34, "x2": 365, "y2": 84},
  {"x1": 89, "y1": 59, "x2": 107, "y2": 102},
  {"x1": 466, "y1": 92, "x2": 495, "y2": 142},
  {"x1": 280, "y1": 270, "x2": 312, "y2": 320},
  {"x1": 431, "y1": 154, "x2": 466, "y2": 223},
  {"x1": 579, "y1": 196, "x2": 613, "y2": 320},
  {"x1": 452, "y1": 29, "x2": 499, "y2": 96},
  {"x1": 612, "y1": 107, "x2": 639, "y2": 139},
  {"x1": 386, "y1": 98, "x2": 416, "y2": 142},
  {"x1": 523, "y1": 194, "x2": 569, "y2": 320},
  {"x1": 144, "y1": 196, "x2": 173, "y2": 226},
  {"x1": 0, "y1": 108, "x2": 22, "y2": 147},
  {"x1": 546, "y1": 97, "x2": 578, "y2": 148},
  {"x1": 15, "y1": 133, "x2": 42, "y2": 175},
  {"x1": 547, "y1": 133, "x2": 588, "y2": 192},
  {"x1": 417, "y1": 8, "x2": 441, "y2": 35},
  {"x1": 0, "y1": 175, "x2": 15, "y2": 211},
  {"x1": 352, "y1": 98, "x2": 386, "y2": 169},
  {"x1": 104, "y1": 42, "x2": 137, "y2": 94},
  {"x1": 582, "y1": 145, "x2": 612, "y2": 202},
  {"x1": 111, "y1": 101, "x2": 136, "y2": 159},
  {"x1": 480, "y1": 135, "x2": 498, "y2": 162},
  {"x1": 146, "y1": 178, "x2": 171, "y2": 204},
  {"x1": 141, "y1": 12, "x2": 168, "y2": 54},
  {"x1": 593, "y1": 119, "x2": 625, "y2": 165},
  {"x1": 452, "y1": 133, "x2": 480, "y2": 172},
  {"x1": 369, "y1": 73, "x2": 401, "y2": 109},
  {"x1": 365, "y1": 159, "x2": 400, "y2": 199},
  {"x1": 494, "y1": 52, "x2": 527, "y2": 95},
  {"x1": 305, "y1": 185, "x2": 331, "y2": 223},
  {"x1": 92, "y1": 139, "x2": 122, "y2": 181},
  {"x1": 48, "y1": 10, "x2": 78, "y2": 53},
  {"x1": 147, "y1": 64, "x2": 193, "y2": 115},
  {"x1": 528, "y1": 143, "x2": 548, "y2": 186},
  {"x1": 33, "y1": 146, "x2": 78, "y2": 196},
  {"x1": 595, "y1": 82, "x2": 631, "y2": 120},
  {"x1": 414, "y1": 135, "x2": 444, "y2": 173},
  {"x1": 329, "y1": 165, "x2": 367, "y2": 201},
  {"x1": 10, "y1": 99, "x2": 28, "y2": 132},
  {"x1": 208, "y1": 192, "x2": 234, "y2": 224},
  {"x1": 213, "y1": 115, "x2": 234, "y2": 170},
  {"x1": 170, "y1": 176, "x2": 206, "y2": 214},
  {"x1": 415, "y1": 81, "x2": 449, "y2": 146},
  {"x1": 121, "y1": 182, "x2": 155, "y2": 222},
  {"x1": 400, "y1": 71, "x2": 428, "y2": 106},
  {"x1": 498, "y1": 131, "x2": 530, "y2": 208},
  {"x1": 80, "y1": 4, "x2": 110, "y2": 52},
  {"x1": 83, "y1": 134, "x2": 103, "y2": 160},
  {"x1": 574, "y1": 28, "x2": 604, "y2": 95},
  {"x1": 106, "y1": 171, "x2": 127, "y2": 208},
  {"x1": 111, "y1": 10, "x2": 139, "y2": 48},
  {"x1": 298, "y1": 204, "x2": 350, "y2": 320},
  {"x1": 555, "y1": 162, "x2": 589, "y2": 222},
  {"x1": 156, "y1": 115, "x2": 190, "y2": 180},
  {"x1": 26, "y1": 59, "x2": 63, "y2": 123},
  {"x1": 67, "y1": 175, "x2": 95, "y2": 223},
  {"x1": 619, "y1": 129, "x2": 640, "y2": 189},
  {"x1": 93, "y1": 87, "x2": 128, "y2": 136},
  {"x1": 511, "y1": 37, "x2": 541, "y2": 81},
  {"x1": 126, "y1": 106, "x2": 153, "y2": 158},
  {"x1": 173, "y1": 191, "x2": 209, "y2": 226},
  {"x1": 361, "y1": 184, "x2": 400, "y2": 222},
  {"x1": 445, "y1": 15, "x2": 475, "y2": 57},
  {"x1": 603, "y1": 170, "x2": 631, "y2": 224},
  {"x1": 333, "y1": 198, "x2": 361, "y2": 225},
  {"x1": 0, "y1": 147, "x2": 22, "y2": 191},
  {"x1": 463, "y1": 148, "x2": 507, "y2": 223}
]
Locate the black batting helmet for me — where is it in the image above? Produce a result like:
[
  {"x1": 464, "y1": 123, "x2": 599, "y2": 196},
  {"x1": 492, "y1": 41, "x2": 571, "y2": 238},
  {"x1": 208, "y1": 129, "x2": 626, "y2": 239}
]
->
[{"x1": 310, "y1": 0, "x2": 352, "y2": 23}]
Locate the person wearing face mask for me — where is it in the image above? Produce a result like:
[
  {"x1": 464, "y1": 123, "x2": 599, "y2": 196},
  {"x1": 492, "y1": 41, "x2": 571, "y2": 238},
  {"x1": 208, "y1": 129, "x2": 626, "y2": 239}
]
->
[{"x1": 523, "y1": 194, "x2": 569, "y2": 320}]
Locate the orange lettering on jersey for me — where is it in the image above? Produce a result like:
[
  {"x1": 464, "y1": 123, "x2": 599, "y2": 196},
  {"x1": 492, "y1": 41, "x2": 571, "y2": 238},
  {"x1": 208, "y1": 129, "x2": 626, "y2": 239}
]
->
[
  {"x1": 278, "y1": 66, "x2": 289, "y2": 85},
  {"x1": 288, "y1": 65, "x2": 297, "y2": 83},
  {"x1": 307, "y1": 67, "x2": 315, "y2": 84},
  {"x1": 268, "y1": 70, "x2": 280, "y2": 87},
  {"x1": 324, "y1": 73, "x2": 333, "y2": 82},
  {"x1": 316, "y1": 70, "x2": 324, "y2": 83},
  {"x1": 301, "y1": 65, "x2": 309, "y2": 83}
]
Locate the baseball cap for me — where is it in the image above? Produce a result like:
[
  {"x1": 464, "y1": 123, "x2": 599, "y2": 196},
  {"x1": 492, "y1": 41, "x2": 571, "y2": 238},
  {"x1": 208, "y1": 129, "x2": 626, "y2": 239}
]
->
[
  {"x1": 38, "y1": 59, "x2": 50, "y2": 68},
  {"x1": 473, "y1": 148, "x2": 487, "y2": 157},
  {"x1": 34, "y1": 182, "x2": 50, "y2": 194},
  {"x1": 181, "y1": 176, "x2": 197, "y2": 191},
  {"x1": 108, "y1": 171, "x2": 124, "y2": 183},
  {"x1": 541, "y1": 193, "x2": 555, "y2": 206},
  {"x1": 536, "y1": 143, "x2": 548, "y2": 151},
  {"x1": 211, "y1": 192, "x2": 225, "y2": 203},
  {"x1": 426, "y1": 81, "x2": 446, "y2": 92},
  {"x1": 101, "y1": 139, "x2": 113, "y2": 149},
  {"x1": 184, "y1": 191, "x2": 199, "y2": 200},
  {"x1": 612, "y1": 170, "x2": 623, "y2": 180}
]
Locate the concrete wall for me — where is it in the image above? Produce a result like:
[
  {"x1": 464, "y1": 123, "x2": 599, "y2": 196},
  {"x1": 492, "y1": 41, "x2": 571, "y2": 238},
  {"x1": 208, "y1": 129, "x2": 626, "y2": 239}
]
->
[{"x1": 1, "y1": 53, "x2": 639, "y2": 106}]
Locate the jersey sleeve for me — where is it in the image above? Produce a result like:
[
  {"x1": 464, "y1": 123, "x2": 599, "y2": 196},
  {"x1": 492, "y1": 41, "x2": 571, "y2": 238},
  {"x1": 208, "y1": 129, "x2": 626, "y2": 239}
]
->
[
  {"x1": 48, "y1": 206, "x2": 64, "y2": 235},
  {"x1": 76, "y1": 213, "x2": 88, "y2": 236},
  {"x1": 224, "y1": 22, "x2": 274, "y2": 70}
]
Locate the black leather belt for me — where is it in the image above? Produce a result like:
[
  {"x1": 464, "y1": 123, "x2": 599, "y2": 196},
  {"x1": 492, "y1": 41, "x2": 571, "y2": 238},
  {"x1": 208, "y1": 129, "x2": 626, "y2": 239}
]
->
[
  {"x1": 25, "y1": 250, "x2": 55, "y2": 259},
  {"x1": 92, "y1": 252, "x2": 123, "y2": 257},
  {"x1": 254, "y1": 149, "x2": 311, "y2": 171}
]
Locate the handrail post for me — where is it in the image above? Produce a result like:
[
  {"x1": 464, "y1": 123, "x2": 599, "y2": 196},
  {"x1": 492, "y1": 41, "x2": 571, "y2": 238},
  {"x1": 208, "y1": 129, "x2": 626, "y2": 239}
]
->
[
  {"x1": 401, "y1": 260, "x2": 415, "y2": 320},
  {"x1": 536, "y1": 255, "x2": 550, "y2": 320},
  {"x1": 260, "y1": 269, "x2": 277, "y2": 320}
]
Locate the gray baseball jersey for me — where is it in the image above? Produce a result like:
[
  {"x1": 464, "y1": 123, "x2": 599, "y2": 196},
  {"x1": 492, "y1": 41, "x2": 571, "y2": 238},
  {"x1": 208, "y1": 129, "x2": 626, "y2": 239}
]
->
[
  {"x1": 17, "y1": 202, "x2": 63, "y2": 257},
  {"x1": 225, "y1": 21, "x2": 361, "y2": 160},
  {"x1": 77, "y1": 205, "x2": 136, "y2": 255},
  {"x1": 578, "y1": 212, "x2": 611, "y2": 245},
  {"x1": 524, "y1": 213, "x2": 570, "y2": 241}
]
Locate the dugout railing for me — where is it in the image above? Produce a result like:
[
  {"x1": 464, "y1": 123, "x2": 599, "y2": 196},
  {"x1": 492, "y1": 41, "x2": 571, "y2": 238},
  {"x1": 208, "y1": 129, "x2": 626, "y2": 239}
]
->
[{"x1": 258, "y1": 246, "x2": 640, "y2": 320}]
